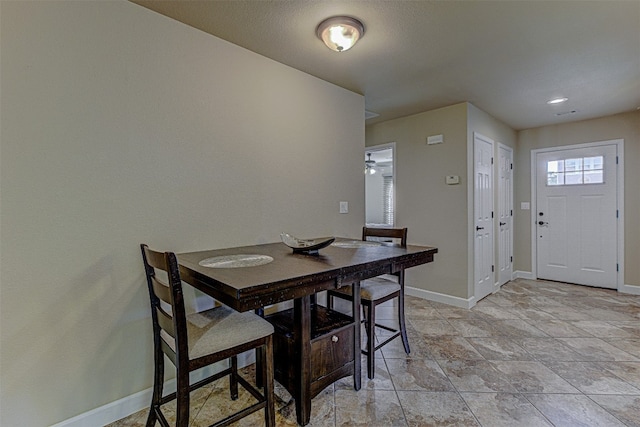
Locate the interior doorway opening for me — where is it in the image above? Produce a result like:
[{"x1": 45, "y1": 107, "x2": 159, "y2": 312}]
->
[{"x1": 365, "y1": 144, "x2": 395, "y2": 226}]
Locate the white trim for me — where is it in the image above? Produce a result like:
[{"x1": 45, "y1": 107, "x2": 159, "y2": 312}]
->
[
  {"x1": 620, "y1": 284, "x2": 640, "y2": 296},
  {"x1": 50, "y1": 356, "x2": 252, "y2": 427},
  {"x1": 530, "y1": 139, "x2": 624, "y2": 291},
  {"x1": 467, "y1": 129, "x2": 475, "y2": 305},
  {"x1": 51, "y1": 386, "x2": 153, "y2": 427},
  {"x1": 513, "y1": 270, "x2": 535, "y2": 280},
  {"x1": 406, "y1": 285, "x2": 476, "y2": 309}
]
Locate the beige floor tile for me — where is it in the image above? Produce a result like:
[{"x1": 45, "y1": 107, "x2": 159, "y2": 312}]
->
[
  {"x1": 396, "y1": 391, "x2": 479, "y2": 427},
  {"x1": 543, "y1": 361, "x2": 640, "y2": 394},
  {"x1": 460, "y1": 392, "x2": 552, "y2": 427},
  {"x1": 526, "y1": 393, "x2": 627, "y2": 426},
  {"x1": 334, "y1": 389, "x2": 406, "y2": 427},
  {"x1": 513, "y1": 337, "x2": 585, "y2": 361},
  {"x1": 489, "y1": 360, "x2": 579, "y2": 393},
  {"x1": 423, "y1": 336, "x2": 485, "y2": 360},
  {"x1": 465, "y1": 337, "x2": 532, "y2": 361},
  {"x1": 588, "y1": 394, "x2": 640, "y2": 427},
  {"x1": 558, "y1": 337, "x2": 640, "y2": 361},
  {"x1": 437, "y1": 360, "x2": 516, "y2": 392},
  {"x1": 533, "y1": 319, "x2": 595, "y2": 337},
  {"x1": 598, "y1": 361, "x2": 640, "y2": 390},
  {"x1": 386, "y1": 359, "x2": 454, "y2": 392}
]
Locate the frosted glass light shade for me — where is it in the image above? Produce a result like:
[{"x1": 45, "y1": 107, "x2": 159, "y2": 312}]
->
[{"x1": 316, "y1": 16, "x2": 364, "y2": 52}]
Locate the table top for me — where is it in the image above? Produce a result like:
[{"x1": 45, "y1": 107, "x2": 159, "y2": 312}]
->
[{"x1": 177, "y1": 237, "x2": 437, "y2": 311}]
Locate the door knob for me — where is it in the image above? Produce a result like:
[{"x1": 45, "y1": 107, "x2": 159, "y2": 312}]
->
[
  {"x1": 500, "y1": 222, "x2": 506, "y2": 226},
  {"x1": 538, "y1": 221, "x2": 548, "y2": 226},
  {"x1": 476, "y1": 226, "x2": 484, "y2": 231}
]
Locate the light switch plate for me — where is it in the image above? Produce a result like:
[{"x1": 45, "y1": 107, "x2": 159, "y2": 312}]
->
[
  {"x1": 445, "y1": 175, "x2": 460, "y2": 185},
  {"x1": 427, "y1": 134, "x2": 444, "y2": 145},
  {"x1": 339, "y1": 201, "x2": 348, "y2": 214}
]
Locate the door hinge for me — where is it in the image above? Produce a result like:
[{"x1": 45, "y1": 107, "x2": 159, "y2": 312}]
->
[
  {"x1": 491, "y1": 157, "x2": 494, "y2": 164},
  {"x1": 510, "y1": 256, "x2": 513, "y2": 263},
  {"x1": 491, "y1": 265, "x2": 495, "y2": 272},
  {"x1": 616, "y1": 210, "x2": 619, "y2": 218},
  {"x1": 616, "y1": 156, "x2": 619, "y2": 164},
  {"x1": 510, "y1": 163, "x2": 513, "y2": 170},
  {"x1": 617, "y1": 263, "x2": 619, "y2": 272},
  {"x1": 510, "y1": 210, "x2": 513, "y2": 216},
  {"x1": 491, "y1": 211, "x2": 494, "y2": 218}
]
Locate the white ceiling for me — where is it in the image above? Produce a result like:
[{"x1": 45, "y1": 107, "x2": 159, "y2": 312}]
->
[{"x1": 131, "y1": 0, "x2": 640, "y2": 130}]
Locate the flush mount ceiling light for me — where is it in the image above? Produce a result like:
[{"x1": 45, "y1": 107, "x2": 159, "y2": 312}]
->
[
  {"x1": 316, "y1": 16, "x2": 365, "y2": 52},
  {"x1": 547, "y1": 97, "x2": 568, "y2": 105}
]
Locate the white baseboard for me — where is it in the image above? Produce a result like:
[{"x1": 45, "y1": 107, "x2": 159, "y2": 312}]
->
[
  {"x1": 619, "y1": 283, "x2": 640, "y2": 295},
  {"x1": 513, "y1": 270, "x2": 534, "y2": 280},
  {"x1": 51, "y1": 386, "x2": 154, "y2": 427},
  {"x1": 405, "y1": 285, "x2": 475, "y2": 309},
  {"x1": 51, "y1": 355, "x2": 254, "y2": 427}
]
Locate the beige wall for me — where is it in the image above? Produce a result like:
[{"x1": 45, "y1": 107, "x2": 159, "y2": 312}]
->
[
  {"x1": 467, "y1": 103, "x2": 517, "y2": 152},
  {"x1": 366, "y1": 103, "x2": 469, "y2": 298},
  {"x1": 515, "y1": 111, "x2": 640, "y2": 288},
  {"x1": 366, "y1": 103, "x2": 517, "y2": 301},
  {"x1": 0, "y1": 1, "x2": 364, "y2": 425}
]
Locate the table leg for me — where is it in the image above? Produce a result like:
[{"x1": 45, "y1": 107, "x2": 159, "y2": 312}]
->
[
  {"x1": 293, "y1": 295, "x2": 312, "y2": 425},
  {"x1": 254, "y1": 307, "x2": 265, "y2": 388},
  {"x1": 352, "y1": 280, "x2": 362, "y2": 391}
]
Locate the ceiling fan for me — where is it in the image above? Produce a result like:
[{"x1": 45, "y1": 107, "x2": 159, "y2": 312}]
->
[{"x1": 364, "y1": 152, "x2": 376, "y2": 175}]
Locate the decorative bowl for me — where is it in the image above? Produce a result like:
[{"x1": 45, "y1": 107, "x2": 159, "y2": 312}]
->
[{"x1": 280, "y1": 233, "x2": 335, "y2": 254}]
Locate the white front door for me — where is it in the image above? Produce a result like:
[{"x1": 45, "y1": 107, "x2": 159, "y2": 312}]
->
[
  {"x1": 497, "y1": 144, "x2": 513, "y2": 286},
  {"x1": 536, "y1": 144, "x2": 618, "y2": 288},
  {"x1": 474, "y1": 133, "x2": 494, "y2": 301}
]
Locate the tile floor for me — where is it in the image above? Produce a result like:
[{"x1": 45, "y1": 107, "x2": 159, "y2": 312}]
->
[{"x1": 107, "y1": 279, "x2": 640, "y2": 426}]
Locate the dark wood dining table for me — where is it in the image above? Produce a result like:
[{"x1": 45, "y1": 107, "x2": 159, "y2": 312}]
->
[{"x1": 177, "y1": 237, "x2": 438, "y2": 425}]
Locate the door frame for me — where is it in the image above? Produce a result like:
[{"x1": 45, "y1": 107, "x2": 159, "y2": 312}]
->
[
  {"x1": 365, "y1": 142, "x2": 396, "y2": 226},
  {"x1": 497, "y1": 143, "x2": 513, "y2": 286},
  {"x1": 530, "y1": 139, "x2": 624, "y2": 291}
]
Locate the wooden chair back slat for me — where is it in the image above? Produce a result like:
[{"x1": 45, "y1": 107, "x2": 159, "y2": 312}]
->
[
  {"x1": 144, "y1": 247, "x2": 168, "y2": 270},
  {"x1": 140, "y1": 244, "x2": 188, "y2": 363},
  {"x1": 151, "y1": 276, "x2": 172, "y2": 304},
  {"x1": 156, "y1": 307, "x2": 175, "y2": 338},
  {"x1": 362, "y1": 226, "x2": 408, "y2": 247}
]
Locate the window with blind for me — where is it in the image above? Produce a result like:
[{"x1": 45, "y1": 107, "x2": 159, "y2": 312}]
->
[{"x1": 383, "y1": 175, "x2": 394, "y2": 225}]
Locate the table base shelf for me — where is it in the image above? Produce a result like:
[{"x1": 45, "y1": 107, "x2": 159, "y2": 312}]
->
[{"x1": 265, "y1": 305, "x2": 355, "y2": 399}]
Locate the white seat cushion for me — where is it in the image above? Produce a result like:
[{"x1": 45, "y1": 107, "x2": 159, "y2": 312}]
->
[
  {"x1": 162, "y1": 306, "x2": 274, "y2": 360},
  {"x1": 333, "y1": 276, "x2": 400, "y2": 301}
]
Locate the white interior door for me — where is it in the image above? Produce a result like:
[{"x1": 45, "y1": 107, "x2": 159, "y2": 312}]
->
[
  {"x1": 474, "y1": 133, "x2": 494, "y2": 301},
  {"x1": 497, "y1": 144, "x2": 513, "y2": 286},
  {"x1": 536, "y1": 144, "x2": 618, "y2": 288}
]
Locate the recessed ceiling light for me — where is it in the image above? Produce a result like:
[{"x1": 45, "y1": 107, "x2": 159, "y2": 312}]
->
[{"x1": 547, "y1": 97, "x2": 568, "y2": 105}]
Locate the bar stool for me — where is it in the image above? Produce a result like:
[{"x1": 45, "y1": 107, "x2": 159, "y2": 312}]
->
[
  {"x1": 327, "y1": 227, "x2": 410, "y2": 379},
  {"x1": 141, "y1": 244, "x2": 275, "y2": 427}
]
